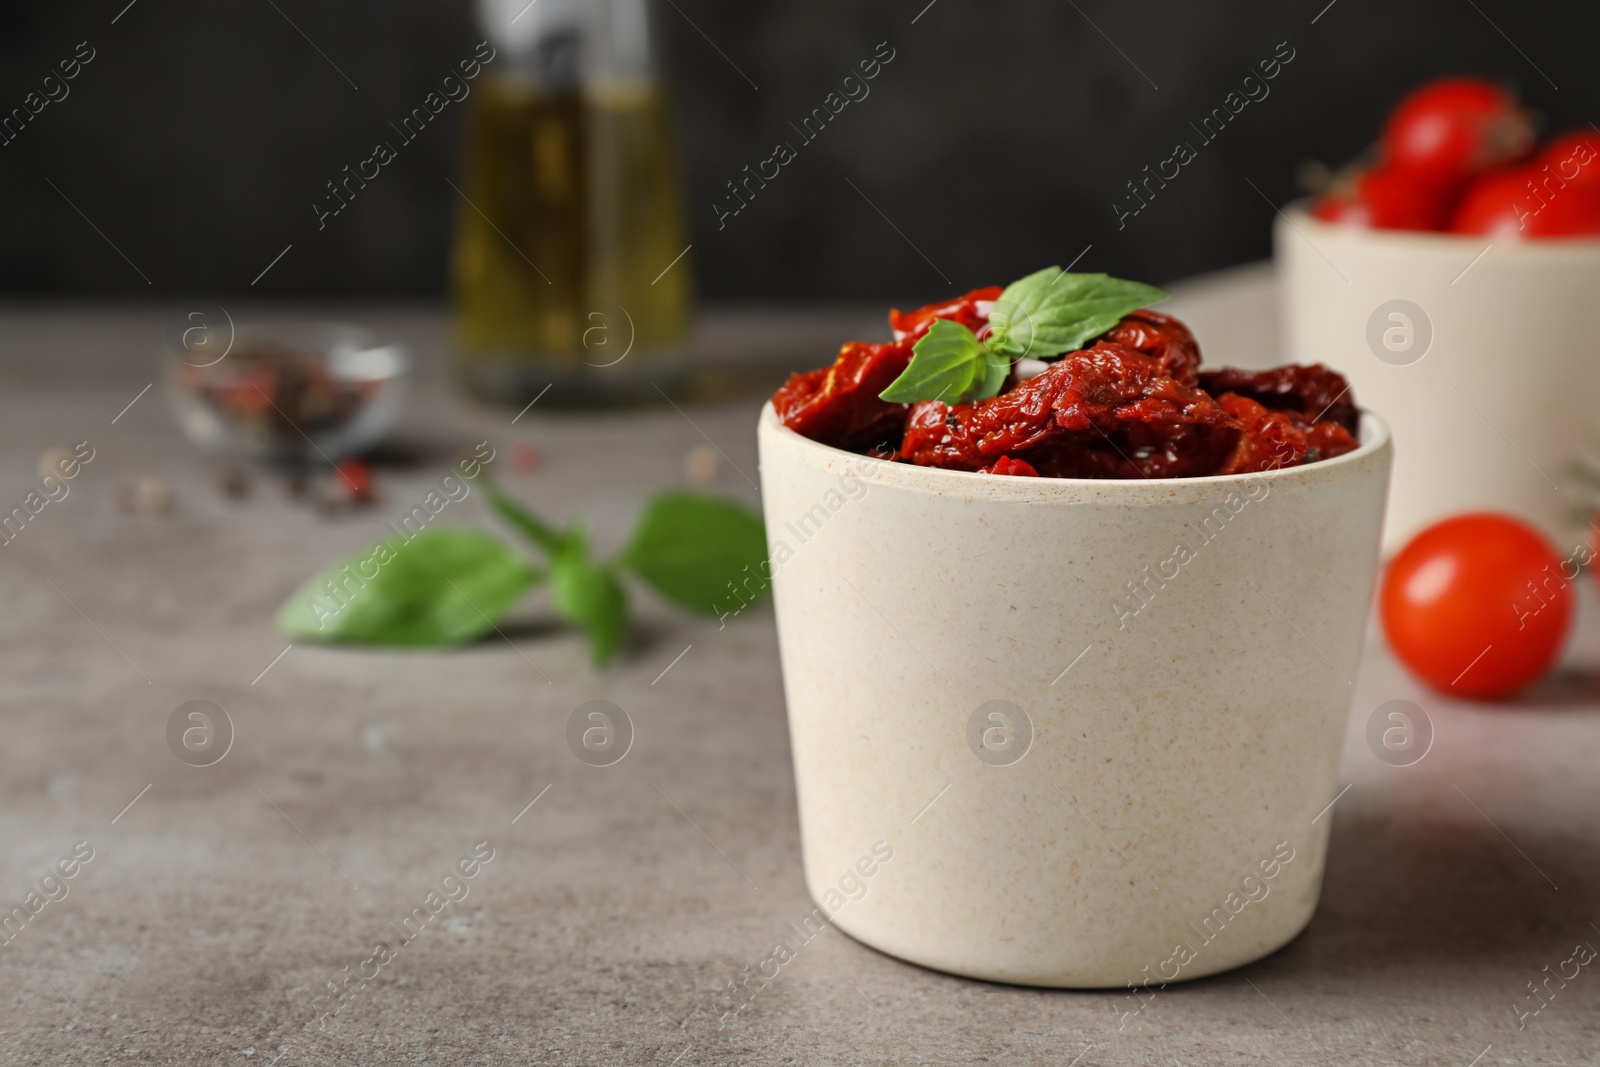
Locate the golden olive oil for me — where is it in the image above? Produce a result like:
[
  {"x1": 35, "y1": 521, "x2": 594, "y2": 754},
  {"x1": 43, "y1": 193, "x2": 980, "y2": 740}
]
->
[{"x1": 452, "y1": 76, "x2": 692, "y2": 403}]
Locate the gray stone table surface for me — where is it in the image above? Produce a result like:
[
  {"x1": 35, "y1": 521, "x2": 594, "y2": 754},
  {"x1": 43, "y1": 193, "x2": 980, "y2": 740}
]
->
[{"x1": 1, "y1": 266, "x2": 1597, "y2": 1066}]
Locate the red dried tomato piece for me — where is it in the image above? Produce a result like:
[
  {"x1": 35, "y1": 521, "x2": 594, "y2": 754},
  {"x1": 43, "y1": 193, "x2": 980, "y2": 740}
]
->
[
  {"x1": 1096, "y1": 310, "x2": 1203, "y2": 385},
  {"x1": 1211, "y1": 393, "x2": 1312, "y2": 474},
  {"x1": 889, "y1": 287, "x2": 1002, "y2": 342},
  {"x1": 900, "y1": 401, "x2": 980, "y2": 469},
  {"x1": 981, "y1": 456, "x2": 1039, "y2": 477},
  {"x1": 774, "y1": 287, "x2": 1005, "y2": 450},
  {"x1": 773, "y1": 300, "x2": 1361, "y2": 481},
  {"x1": 901, "y1": 342, "x2": 1236, "y2": 471},
  {"x1": 1048, "y1": 343, "x2": 1233, "y2": 432},
  {"x1": 1128, "y1": 424, "x2": 1239, "y2": 479},
  {"x1": 1306, "y1": 419, "x2": 1360, "y2": 461},
  {"x1": 1013, "y1": 424, "x2": 1234, "y2": 479},
  {"x1": 1198, "y1": 364, "x2": 1358, "y2": 433},
  {"x1": 773, "y1": 339, "x2": 912, "y2": 449},
  {"x1": 864, "y1": 441, "x2": 900, "y2": 462},
  {"x1": 1018, "y1": 437, "x2": 1135, "y2": 478}
]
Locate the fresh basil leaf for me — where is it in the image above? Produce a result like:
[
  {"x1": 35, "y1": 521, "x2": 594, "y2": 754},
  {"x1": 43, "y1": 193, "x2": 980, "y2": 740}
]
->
[
  {"x1": 987, "y1": 268, "x2": 1169, "y2": 359},
  {"x1": 619, "y1": 492, "x2": 768, "y2": 615},
  {"x1": 487, "y1": 481, "x2": 574, "y2": 556},
  {"x1": 278, "y1": 527, "x2": 541, "y2": 646},
  {"x1": 878, "y1": 319, "x2": 1010, "y2": 406},
  {"x1": 550, "y1": 545, "x2": 629, "y2": 666}
]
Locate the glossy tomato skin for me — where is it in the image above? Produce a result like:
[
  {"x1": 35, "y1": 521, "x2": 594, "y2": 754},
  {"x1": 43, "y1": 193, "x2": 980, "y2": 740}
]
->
[
  {"x1": 1448, "y1": 167, "x2": 1536, "y2": 236},
  {"x1": 1381, "y1": 513, "x2": 1573, "y2": 700},
  {"x1": 1541, "y1": 130, "x2": 1600, "y2": 196},
  {"x1": 1521, "y1": 186, "x2": 1600, "y2": 237},
  {"x1": 1382, "y1": 77, "x2": 1533, "y2": 186},
  {"x1": 1311, "y1": 165, "x2": 1453, "y2": 231},
  {"x1": 1450, "y1": 165, "x2": 1600, "y2": 238},
  {"x1": 1310, "y1": 191, "x2": 1364, "y2": 225}
]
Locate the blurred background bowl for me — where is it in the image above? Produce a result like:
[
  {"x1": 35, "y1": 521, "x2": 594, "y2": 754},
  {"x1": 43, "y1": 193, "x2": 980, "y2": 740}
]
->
[
  {"x1": 1276, "y1": 205, "x2": 1600, "y2": 552},
  {"x1": 166, "y1": 320, "x2": 409, "y2": 463}
]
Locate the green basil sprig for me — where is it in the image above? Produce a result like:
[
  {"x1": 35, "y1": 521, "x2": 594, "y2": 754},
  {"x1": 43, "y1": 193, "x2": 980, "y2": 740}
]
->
[
  {"x1": 878, "y1": 267, "x2": 1169, "y2": 406},
  {"x1": 277, "y1": 484, "x2": 769, "y2": 666},
  {"x1": 277, "y1": 528, "x2": 541, "y2": 646}
]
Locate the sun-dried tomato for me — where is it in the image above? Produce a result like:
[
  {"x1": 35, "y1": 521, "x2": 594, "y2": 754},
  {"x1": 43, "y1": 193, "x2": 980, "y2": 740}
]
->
[
  {"x1": 981, "y1": 456, "x2": 1039, "y2": 477},
  {"x1": 899, "y1": 342, "x2": 1236, "y2": 471},
  {"x1": 1306, "y1": 419, "x2": 1360, "y2": 461},
  {"x1": 1210, "y1": 393, "x2": 1313, "y2": 474},
  {"x1": 772, "y1": 340, "x2": 911, "y2": 449},
  {"x1": 773, "y1": 287, "x2": 1004, "y2": 450},
  {"x1": 864, "y1": 441, "x2": 900, "y2": 462},
  {"x1": 1033, "y1": 424, "x2": 1239, "y2": 479},
  {"x1": 889, "y1": 287, "x2": 1002, "y2": 342},
  {"x1": 772, "y1": 293, "x2": 1364, "y2": 480},
  {"x1": 1198, "y1": 364, "x2": 1358, "y2": 433},
  {"x1": 1096, "y1": 309, "x2": 1203, "y2": 385}
]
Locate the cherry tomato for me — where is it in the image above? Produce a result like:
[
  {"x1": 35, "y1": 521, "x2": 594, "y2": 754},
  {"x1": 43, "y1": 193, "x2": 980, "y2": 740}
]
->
[
  {"x1": 1311, "y1": 165, "x2": 1452, "y2": 231},
  {"x1": 1381, "y1": 77, "x2": 1533, "y2": 186},
  {"x1": 1539, "y1": 130, "x2": 1600, "y2": 197},
  {"x1": 1449, "y1": 165, "x2": 1600, "y2": 238},
  {"x1": 1381, "y1": 513, "x2": 1573, "y2": 700},
  {"x1": 1448, "y1": 167, "x2": 1535, "y2": 235},
  {"x1": 1517, "y1": 184, "x2": 1600, "y2": 237},
  {"x1": 1310, "y1": 192, "x2": 1360, "y2": 225}
]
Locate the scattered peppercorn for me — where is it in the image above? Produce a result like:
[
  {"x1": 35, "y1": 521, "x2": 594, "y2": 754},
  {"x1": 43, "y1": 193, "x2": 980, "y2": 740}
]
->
[
  {"x1": 333, "y1": 459, "x2": 375, "y2": 505},
  {"x1": 37, "y1": 447, "x2": 72, "y2": 483},
  {"x1": 118, "y1": 478, "x2": 174, "y2": 514},
  {"x1": 510, "y1": 441, "x2": 543, "y2": 473},
  {"x1": 685, "y1": 444, "x2": 721, "y2": 484},
  {"x1": 220, "y1": 467, "x2": 252, "y2": 500}
]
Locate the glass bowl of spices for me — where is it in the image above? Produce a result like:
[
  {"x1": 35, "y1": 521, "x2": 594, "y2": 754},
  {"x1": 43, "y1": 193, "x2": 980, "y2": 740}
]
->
[{"x1": 166, "y1": 320, "x2": 409, "y2": 463}]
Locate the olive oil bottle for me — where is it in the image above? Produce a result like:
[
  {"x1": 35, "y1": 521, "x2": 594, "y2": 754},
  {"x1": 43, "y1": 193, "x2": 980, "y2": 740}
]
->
[{"x1": 453, "y1": 0, "x2": 692, "y2": 404}]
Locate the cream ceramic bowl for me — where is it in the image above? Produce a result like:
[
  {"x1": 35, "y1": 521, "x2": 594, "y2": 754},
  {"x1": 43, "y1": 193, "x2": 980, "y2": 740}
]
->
[
  {"x1": 1276, "y1": 206, "x2": 1600, "y2": 552},
  {"x1": 757, "y1": 403, "x2": 1391, "y2": 988}
]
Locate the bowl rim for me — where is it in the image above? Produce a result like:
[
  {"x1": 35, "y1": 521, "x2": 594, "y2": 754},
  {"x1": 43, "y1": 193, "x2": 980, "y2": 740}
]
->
[
  {"x1": 165, "y1": 318, "x2": 411, "y2": 372},
  {"x1": 1281, "y1": 199, "x2": 1600, "y2": 256},
  {"x1": 758, "y1": 401, "x2": 1391, "y2": 504}
]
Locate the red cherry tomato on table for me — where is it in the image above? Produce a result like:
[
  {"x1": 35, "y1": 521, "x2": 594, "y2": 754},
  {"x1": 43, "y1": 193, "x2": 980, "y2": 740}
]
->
[
  {"x1": 1381, "y1": 514, "x2": 1573, "y2": 700},
  {"x1": 1449, "y1": 165, "x2": 1600, "y2": 238},
  {"x1": 1311, "y1": 165, "x2": 1454, "y2": 231},
  {"x1": 1381, "y1": 77, "x2": 1533, "y2": 186}
]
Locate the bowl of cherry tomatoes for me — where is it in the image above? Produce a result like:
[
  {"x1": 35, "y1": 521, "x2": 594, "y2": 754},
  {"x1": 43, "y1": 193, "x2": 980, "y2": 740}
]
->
[{"x1": 1277, "y1": 77, "x2": 1600, "y2": 553}]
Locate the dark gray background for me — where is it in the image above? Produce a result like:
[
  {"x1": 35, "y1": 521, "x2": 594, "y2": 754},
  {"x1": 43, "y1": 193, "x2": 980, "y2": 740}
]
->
[{"x1": 0, "y1": 0, "x2": 1593, "y2": 304}]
